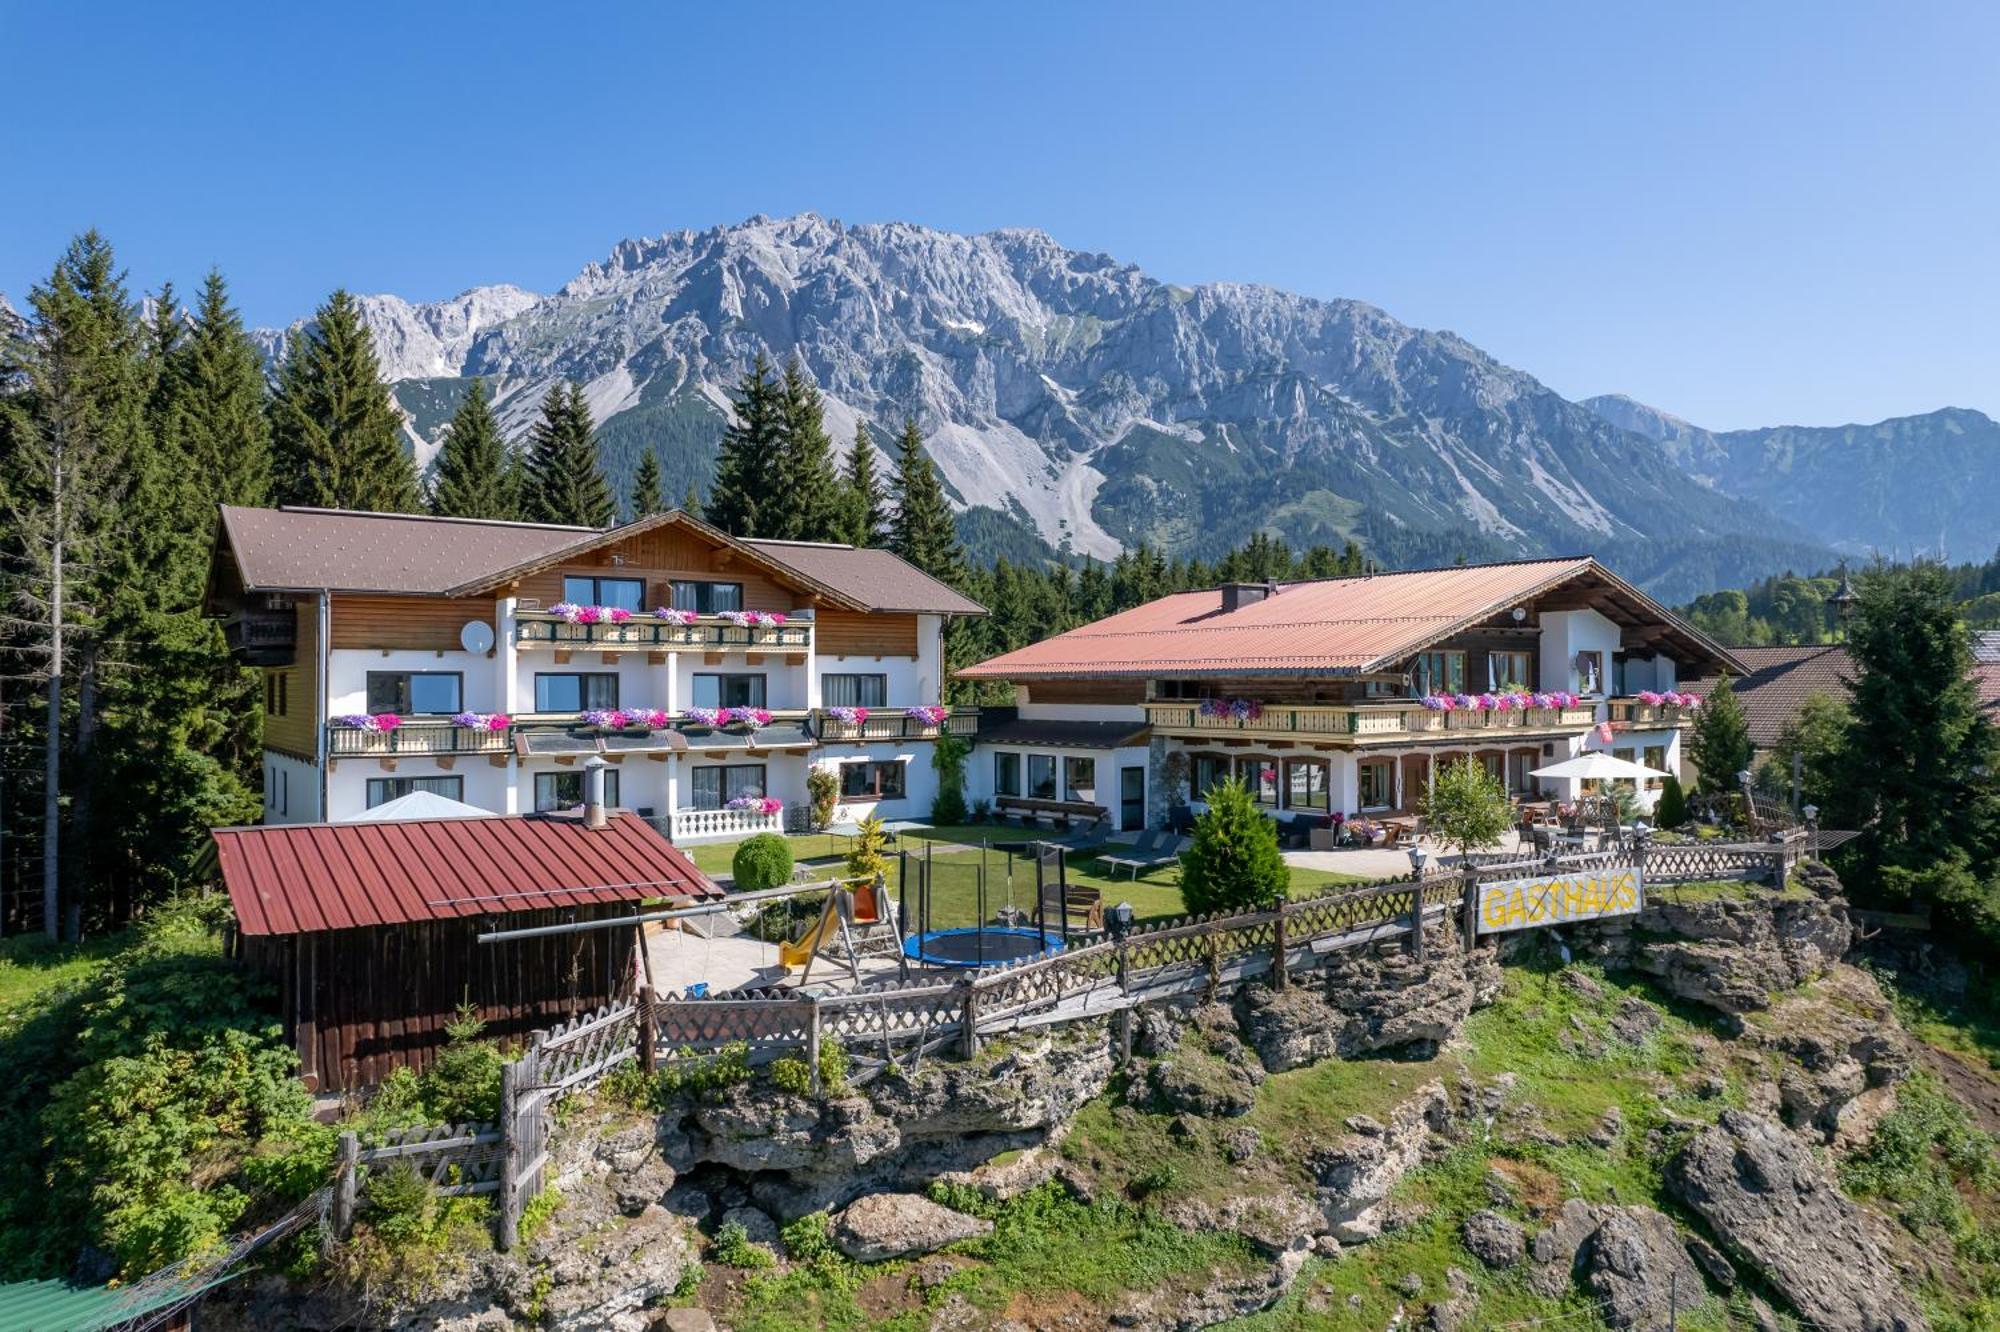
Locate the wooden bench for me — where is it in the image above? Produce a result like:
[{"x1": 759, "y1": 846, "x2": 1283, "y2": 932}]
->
[{"x1": 996, "y1": 795, "x2": 1109, "y2": 832}]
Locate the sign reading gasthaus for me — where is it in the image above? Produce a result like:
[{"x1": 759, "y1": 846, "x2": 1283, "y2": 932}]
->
[{"x1": 1475, "y1": 866, "x2": 1642, "y2": 935}]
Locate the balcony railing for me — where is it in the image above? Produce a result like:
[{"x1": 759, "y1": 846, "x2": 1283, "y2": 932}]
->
[
  {"x1": 1606, "y1": 700, "x2": 1696, "y2": 727},
  {"x1": 327, "y1": 719, "x2": 513, "y2": 757},
  {"x1": 668, "y1": 805, "x2": 786, "y2": 842},
  {"x1": 1144, "y1": 701, "x2": 1598, "y2": 741},
  {"x1": 512, "y1": 611, "x2": 812, "y2": 653},
  {"x1": 813, "y1": 707, "x2": 979, "y2": 742}
]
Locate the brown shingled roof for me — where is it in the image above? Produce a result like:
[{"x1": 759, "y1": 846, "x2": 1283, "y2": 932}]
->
[
  {"x1": 960, "y1": 557, "x2": 1740, "y2": 681},
  {"x1": 213, "y1": 505, "x2": 986, "y2": 616},
  {"x1": 1681, "y1": 645, "x2": 1854, "y2": 748},
  {"x1": 219, "y1": 505, "x2": 592, "y2": 594}
]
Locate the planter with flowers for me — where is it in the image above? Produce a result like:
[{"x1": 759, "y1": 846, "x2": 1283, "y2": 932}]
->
[
  {"x1": 544, "y1": 602, "x2": 640, "y2": 645},
  {"x1": 451, "y1": 712, "x2": 511, "y2": 731},
  {"x1": 727, "y1": 795, "x2": 785, "y2": 817},
  {"x1": 1196, "y1": 697, "x2": 1264, "y2": 724},
  {"x1": 723, "y1": 707, "x2": 773, "y2": 731},
  {"x1": 578, "y1": 707, "x2": 669, "y2": 736},
  {"x1": 821, "y1": 705, "x2": 872, "y2": 738},
  {"x1": 904, "y1": 705, "x2": 950, "y2": 732},
  {"x1": 331, "y1": 712, "x2": 404, "y2": 752}
]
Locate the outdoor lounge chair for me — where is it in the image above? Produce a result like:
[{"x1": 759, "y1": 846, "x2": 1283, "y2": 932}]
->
[{"x1": 1097, "y1": 831, "x2": 1186, "y2": 880}]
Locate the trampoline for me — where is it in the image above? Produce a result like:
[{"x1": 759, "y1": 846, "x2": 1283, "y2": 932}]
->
[{"x1": 902, "y1": 924, "x2": 1065, "y2": 969}]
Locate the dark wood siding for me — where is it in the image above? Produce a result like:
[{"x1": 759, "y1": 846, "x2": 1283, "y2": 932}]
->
[
  {"x1": 330, "y1": 594, "x2": 486, "y2": 651},
  {"x1": 1023, "y1": 679, "x2": 1147, "y2": 706},
  {"x1": 241, "y1": 906, "x2": 640, "y2": 1091},
  {"x1": 815, "y1": 609, "x2": 919, "y2": 658}
]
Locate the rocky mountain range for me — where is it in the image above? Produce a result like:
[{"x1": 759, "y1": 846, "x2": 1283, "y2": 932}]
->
[{"x1": 250, "y1": 213, "x2": 1996, "y2": 600}]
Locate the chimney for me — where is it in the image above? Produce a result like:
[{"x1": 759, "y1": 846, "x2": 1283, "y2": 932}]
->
[
  {"x1": 1219, "y1": 581, "x2": 1272, "y2": 613},
  {"x1": 583, "y1": 755, "x2": 609, "y2": 830}
]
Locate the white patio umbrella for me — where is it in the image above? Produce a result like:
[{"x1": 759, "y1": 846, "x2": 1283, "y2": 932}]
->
[{"x1": 1529, "y1": 752, "x2": 1672, "y2": 783}]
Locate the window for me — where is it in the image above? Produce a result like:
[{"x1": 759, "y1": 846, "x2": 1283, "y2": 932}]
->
[
  {"x1": 1027, "y1": 754, "x2": 1057, "y2": 800},
  {"x1": 1488, "y1": 650, "x2": 1533, "y2": 691},
  {"x1": 1413, "y1": 650, "x2": 1466, "y2": 697},
  {"x1": 1064, "y1": 756, "x2": 1097, "y2": 803},
  {"x1": 1481, "y1": 753, "x2": 1504, "y2": 783},
  {"x1": 691, "y1": 673, "x2": 767, "y2": 708},
  {"x1": 367, "y1": 671, "x2": 462, "y2": 714},
  {"x1": 280, "y1": 674, "x2": 288, "y2": 716},
  {"x1": 670, "y1": 580, "x2": 743, "y2": 614},
  {"x1": 1192, "y1": 754, "x2": 1231, "y2": 798},
  {"x1": 1358, "y1": 759, "x2": 1394, "y2": 809},
  {"x1": 369, "y1": 774, "x2": 465, "y2": 808},
  {"x1": 1154, "y1": 680, "x2": 1213, "y2": 701},
  {"x1": 840, "y1": 760, "x2": 907, "y2": 800},
  {"x1": 534, "y1": 769, "x2": 619, "y2": 812},
  {"x1": 690, "y1": 763, "x2": 765, "y2": 810},
  {"x1": 534, "y1": 672, "x2": 618, "y2": 712},
  {"x1": 1643, "y1": 744, "x2": 1668, "y2": 791},
  {"x1": 822, "y1": 673, "x2": 887, "y2": 708},
  {"x1": 993, "y1": 752, "x2": 1021, "y2": 797},
  {"x1": 1573, "y1": 650, "x2": 1604, "y2": 695},
  {"x1": 562, "y1": 575, "x2": 645, "y2": 611},
  {"x1": 1285, "y1": 759, "x2": 1328, "y2": 811},
  {"x1": 1238, "y1": 756, "x2": 1279, "y2": 807}
]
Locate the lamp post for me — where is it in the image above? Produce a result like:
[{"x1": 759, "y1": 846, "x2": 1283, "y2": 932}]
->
[
  {"x1": 1802, "y1": 804, "x2": 1819, "y2": 863},
  {"x1": 1826, "y1": 564, "x2": 1858, "y2": 641}
]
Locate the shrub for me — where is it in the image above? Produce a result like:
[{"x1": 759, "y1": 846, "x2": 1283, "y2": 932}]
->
[
  {"x1": 806, "y1": 766, "x2": 840, "y2": 831},
  {"x1": 1179, "y1": 778, "x2": 1287, "y2": 915},
  {"x1": 932, "y1": 733, "x2": 971, "y2": 824},
  {"x1": 845, "y1": 815, "x2": 890, "y2": 885},
  {"x1": 733, "y1": 833, "x2": 795, "y2": 892},
  {"x1": 1656, "y1": 774, "x2": 1688, "y2": 828},
  {"x1": 817, "y1": 1037, "x2": 849, "y2": 1094},
  {"x1": 417, "y1": 1007, "x2": 504, "y2": 1124},
  {"x1": 713, "y1": 1218, "x2": 776, "y2": 1269},
  {"x1": 769, "y1": 1056, "x2": 814, "y2": 1096}
]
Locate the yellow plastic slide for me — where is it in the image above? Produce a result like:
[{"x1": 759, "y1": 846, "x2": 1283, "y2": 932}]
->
[{"x1": 779, "y1": 908, "x2": 834, "y2": 968}]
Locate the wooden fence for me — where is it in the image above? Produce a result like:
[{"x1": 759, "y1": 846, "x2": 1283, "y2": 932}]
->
[{"x1": 332, "y1": 834, "x2": 1803, "y2": 1249}]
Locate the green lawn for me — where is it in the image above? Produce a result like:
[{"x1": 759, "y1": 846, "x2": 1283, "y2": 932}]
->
[
  {"x1": 0, "y1": 930, "x2": 127, "y2": 1035},
  {"x1": 687, "y1": 824, "x2": 1374, "y2": 928}
]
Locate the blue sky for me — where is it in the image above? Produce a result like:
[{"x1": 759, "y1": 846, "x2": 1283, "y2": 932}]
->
[{"x1": 2, "y1": 2, "x2": 1994, "y2": 429}]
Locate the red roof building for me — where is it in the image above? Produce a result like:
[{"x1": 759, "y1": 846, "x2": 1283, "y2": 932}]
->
[{"x1": 214, "y1": 811, "x2": 718, "y2": 1091}]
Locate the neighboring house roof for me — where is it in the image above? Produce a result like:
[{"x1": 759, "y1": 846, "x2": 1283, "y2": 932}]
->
[
  {"x1": 214, "y1": 811, "x2": 719, "y2": 935},
  {"x1": 0, "y1": 1275, "x2": 238, "y2": 1332},
  {"x1": 1975, "y1": 662, "x2": 2000, "y2": 714},
  {"x1": 1681, "y1": 645, "x2": 1854, "y2": 749},
  {"x1": 974, "y1": 708, "x2": 1152, "y2": 750},
  {"x1": 960, "y1": 557, "x2": 1742, "y2": 681},
  {"x1": 1972, "y1": 630, "x2": 2000, "y2": 663},
  {"x1": 212, "y1": 505, "x2": 984, "y2": 616}
]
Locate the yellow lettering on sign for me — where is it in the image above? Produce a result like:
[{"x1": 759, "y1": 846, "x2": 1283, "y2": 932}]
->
[{"x1": 1474, "y1": 868, "x2": 1646, "y2": 935}]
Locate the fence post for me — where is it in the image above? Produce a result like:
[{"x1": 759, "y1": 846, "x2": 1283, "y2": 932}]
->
[
  {"x1": 1461, "y1": 868, "x2": 1480, "y2": 953},
  {"x1": 959, "y1": 974, "x2": 980, "y2": 1059},
  {"x1": 498, "y1": 1059, "x2": 521, "y2": 1251},
  {"x1": 637, "y1": 986, "x2": 657, "y2": 1075},
  {"x1": 1406, "y1": 880, "x2": 1427, "y2": 963},
  {"x1": 1113, "y1": 938, "x2": 1134, "y2": 1066},
  {"x1": 807, "y1": 995, "x2": 824, "y2": 1095},
  {"x1": 1271, "y1": 900, "x2": 1289, "y2": 990},
  {"x1": 333, "y1": 1131, "x2": 359, "y2": 1239}
]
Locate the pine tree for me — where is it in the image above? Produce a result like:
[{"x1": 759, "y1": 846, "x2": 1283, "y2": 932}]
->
[
  {"x1": 169, "y1": 270, "x2": 271, "y2": 508},
  {"x1": 763, "y1": 357, "x2": 843, "y2": 541},
  {"x1": 1688, "y1": 673, "x2": 1755, "y2": 796},
  {"x1": 680, "y1": 480, "x2": 704, "y2": 519},
  {"x1": 890, "y1": 417, "x2": 964, "y2": 585},
  {"x1": 429, "y1": 379, "x2": 512, "y2": 519},
  {"x1": 629, "y1": 446, "x2": 665, "y2": 519},
  {"x1": 706, "y1": 353, "x2": 783, "y2": 536},
  {"x1": 841, "y1": 422, "x2": 889, "y2": 547},
  {"x1": 521, "y1": 382, "x2": 615, "y2": 527},
  {"x1": 1180, "y1": 778, "x2": 1288, "y2": 914},
  {"x1": 269, "y1": 289, "x2": 419, "y2": 512}
]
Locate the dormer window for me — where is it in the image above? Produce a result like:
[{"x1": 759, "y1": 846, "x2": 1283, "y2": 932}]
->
[
  {"x1": 562, "y1": 575, "x2": 644, "y2": 611},
  {"x1": 669, "y1": 580, "x2": 744, "y2": 614}
]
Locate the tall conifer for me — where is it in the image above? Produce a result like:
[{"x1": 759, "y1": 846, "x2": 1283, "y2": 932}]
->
[
  {"x1": 170, "y1": 270, "x2": 271, "y2": 508},
  {"x1": 890, "y1": 417, "x2": 964, "y2": 585},
  {"x1": 706, "y1": 352, "x2": 783, "y2": 536},
  {"x1": 429, "y1": 379, "x2": 511, "y2": 519},
  {"x1": 269, "y1": 289, "x2": 419, "y2": 511},
  {"x1": 521, "y1": 382, "x2": 615, "y2": 527},
  {"x1": 630, "y1": 446, "x2": 665, "y2": 518},
  {"x1": 841, "y1": 422, "x2": 889, "y2": 547},
  {"x1": 680, "y1": 480, "x2": 704, "y2": 519},
  {"x1": 764, "y1": 357, "x2": 843, "y2": 541}
]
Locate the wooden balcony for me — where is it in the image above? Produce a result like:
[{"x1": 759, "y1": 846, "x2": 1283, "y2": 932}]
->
[
  {"x1": 327, "y1": 719, "x2": 513, "y2": 760},
  {"x1": 1143, "y1": 701, "x2": 1598, "y2": 745},
  {"x1": 223, "y1": 612, "x2": 296, "y2": 666},
  {"x1": 1605, "y1": 700, "x2": 1697, "y2": 727},
  {"x1": 813, "y1": 707, "x2": 979, "y2": 743},
  {"x1": 512, "y1": 611, "x2": 812, "y2": 655}
]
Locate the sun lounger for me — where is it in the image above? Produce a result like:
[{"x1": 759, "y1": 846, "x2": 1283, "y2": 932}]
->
[{"x1": 1097, "y1": 830, "x2": 1186, "y2": 880}]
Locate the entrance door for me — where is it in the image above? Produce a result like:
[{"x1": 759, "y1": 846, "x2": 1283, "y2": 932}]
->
[{"x1": 1119, "y1": 766, "x2": 1146, "y2": 831}]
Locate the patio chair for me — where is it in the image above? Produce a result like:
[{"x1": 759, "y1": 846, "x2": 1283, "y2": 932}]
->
[
  {"x1": 1095, "y1": 829, "x2": 1165, "y2": 877},
  {"x1": 1098, "y1": 830, "x2": 1184, "y2": 880}
]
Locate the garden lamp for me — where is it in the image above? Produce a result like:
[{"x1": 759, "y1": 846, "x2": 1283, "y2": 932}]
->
[
  {"x1": 1407, "y1": 844, "x2": 1429, "y2": 875},
  {"x1": 1801, "y1": 804, "x2": 1818, "y2": 824},
  {"x1": 1107, "y1": 901, "x2": 1135, "y2": 939}
]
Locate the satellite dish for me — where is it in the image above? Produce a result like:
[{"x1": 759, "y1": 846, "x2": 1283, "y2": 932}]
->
[{"x1": 460, "y1": 620, "x2": 496, "y2": 654}]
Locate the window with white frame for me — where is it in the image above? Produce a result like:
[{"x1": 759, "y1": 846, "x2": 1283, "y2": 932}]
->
[
  {"x1": 840, "y1": 760, "x2": 906, "y2": 800},
  {"x1": 370, "y1": 774, "x2": 465, "y2": 808},
  {"x1": 690, "y1": 763, "x2": 765, "y2": 810}
]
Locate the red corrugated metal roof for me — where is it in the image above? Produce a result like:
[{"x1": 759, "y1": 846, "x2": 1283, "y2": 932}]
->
[
  {"x1": 961, "y1": 557, "x2": 1742, "y2": 681},
  {"x1": 214, "y1": 812, "x2": 720, "y2": 936}
]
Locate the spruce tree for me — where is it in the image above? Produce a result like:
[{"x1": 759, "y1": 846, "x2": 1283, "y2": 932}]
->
[
  {"x1": 429, "y1": 379, "x2": 512, "y2": 519},
  {"x1": 630, "y1": 446, "x2": 665, "y2": 519},
  {"x1": 706, "y1": 352, "x2": 783, "y2": 536},
  {"x1": 1180, "y1": 778, "x2": 1288, "y2": 914},
  {"x1": 841, "y1": 421, "x2": 889, "y2": 547},
  {"x1": 680, "y1": 480, "x2": 704, "y2": 519},
  {"x1": 170, "y1": 269, "x2": 271, "y2": 508},
  {"x1": 521, "y1": 382, "x2": 616, "y2": 527},
  {"x1": 763, "y1": 357, "x2": 844, "y2": 541},
  {"x1": 890, "y1": 416, "x2": 964, "y2": 585},
  {"x1": 1688, "y1": 674, "x2": 1754, "y2": 795},
  {"x1": 269, "y1": 289, "x2": 419, "y2": 511}
]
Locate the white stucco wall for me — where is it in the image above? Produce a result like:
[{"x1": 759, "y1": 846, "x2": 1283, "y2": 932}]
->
[
  {"x1": 816, "y1": 741, "x2": 942, "y2": 824},
  {"x1": 1538, "y1": 609, "x2": 1622, "y2": 700},
  {"x1": 965, "y1": 743, "x2": 1152, "y2": 831},
  {"x1": 262, "y1": 751, "x2": 323, "y2": 825},
  {"x1": 323, "y1": 755, "x2": 516, "y2": 822},
  {"x1": 327, "y1": 648, "x2": 499, "y2": 716}
]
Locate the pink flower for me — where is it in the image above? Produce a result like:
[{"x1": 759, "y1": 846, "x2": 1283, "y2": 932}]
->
[
  {"x1": 605, "y1": 607, "x2": 632, "y2": 624},
  {"x1": 574, "y1": 605, "x2": 601, "y2": 625},
  {"x1": 373, "y1": 713, "x2": 402, "y2": 731}
]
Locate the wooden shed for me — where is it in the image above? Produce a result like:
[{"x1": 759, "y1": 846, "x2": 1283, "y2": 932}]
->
[{"x1": 212, "y1": 810, "x2": 719, "y2": 1092}]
